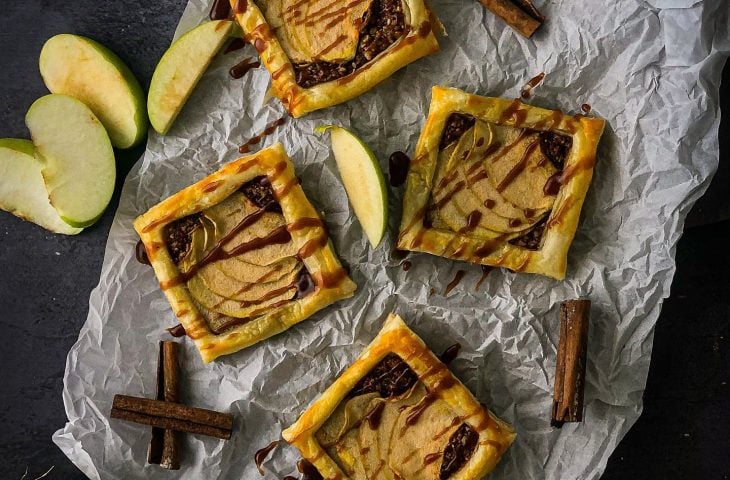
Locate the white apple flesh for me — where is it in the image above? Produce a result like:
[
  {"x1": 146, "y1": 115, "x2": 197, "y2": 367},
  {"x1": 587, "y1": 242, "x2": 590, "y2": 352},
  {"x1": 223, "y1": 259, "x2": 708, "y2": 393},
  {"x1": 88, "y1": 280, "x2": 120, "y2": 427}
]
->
[
  {"x1": 26, "y1": 94, "x2": 116, "y2": 228},
  {"x1": 39, "y1": 34, "x2": 147, "y2": 149},
  {"x1": 319, "y1": 125, "x2": 388, "y2": 247},
  {"x1": 148, "y1": 20, "x2": 235, "y2": 135},
  {"x1": 0, "y1": 139, "x2": 82, "y2": 235}
]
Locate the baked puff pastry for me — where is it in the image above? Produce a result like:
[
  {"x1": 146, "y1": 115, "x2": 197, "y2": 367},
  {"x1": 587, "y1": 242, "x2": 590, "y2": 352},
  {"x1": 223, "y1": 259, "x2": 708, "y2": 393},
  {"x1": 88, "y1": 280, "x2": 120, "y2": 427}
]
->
[
  {"x1": 283, "y1": 313, "x2": 515, "y2": 479},
  {"x1": 134, "y1": 144, "x2": 356, "y2": 362},
  {"x1": 229, "y1": 0, "x2": 439, "y2": 117},
  {"x1": 397, "y1": 86, "x2": 606, "y2": 280}
]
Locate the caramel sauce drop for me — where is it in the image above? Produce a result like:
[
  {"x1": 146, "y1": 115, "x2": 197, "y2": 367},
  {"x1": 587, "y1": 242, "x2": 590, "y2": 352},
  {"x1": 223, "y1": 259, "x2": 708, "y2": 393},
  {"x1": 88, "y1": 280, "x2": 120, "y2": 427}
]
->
[
  {"x1": 388, "y1": 151, "x2": 411, "y2": 187},
  {"x1": 230, "y1": 57, "x2": 261, "y2": 79},
  {"x1": 520, "y1": 72, "x2": 545, "y2": 99},
  {"x1": 475, "y1": 265, "x2": 493, "y2": 291},
  {"x1": 254, "y1": 441, "x2": 279, "y2": 475},
  {"x1": 209, "y1": 0, "x2": 232, "y2": 20},
  {"x1": 444, "y1": 270, "x2": 466, "y2": 295},
  {"x1": 439, "y1": 343, "x2": 461, "y2": 365},
  {"x1": 135, "y1": 239, "x2": 151, "y2": 265}
]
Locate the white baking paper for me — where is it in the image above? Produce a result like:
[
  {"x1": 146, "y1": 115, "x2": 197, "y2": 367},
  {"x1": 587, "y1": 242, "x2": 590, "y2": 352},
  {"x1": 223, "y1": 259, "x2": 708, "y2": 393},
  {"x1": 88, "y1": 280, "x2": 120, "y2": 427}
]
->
[{"x1": 53, "y1": 0, "x2": 730, "y2": 478}]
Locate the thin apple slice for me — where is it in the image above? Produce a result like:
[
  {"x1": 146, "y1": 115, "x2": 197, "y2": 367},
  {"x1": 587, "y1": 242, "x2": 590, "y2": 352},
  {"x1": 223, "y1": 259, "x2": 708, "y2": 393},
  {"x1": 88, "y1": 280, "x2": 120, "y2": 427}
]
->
[
  {"x1": 148, "y1": 20, "x2": 235, "y2": 135},
  {"x1": 317, "y1": 125, "x2": 388, "y2": 247},
  {"x1": 0, "y1": 139, "x2": 82, "y2": 235},
  {"x1": 39, "y1": 34, "x2": 147, "y2": 149},
  {"x1": 26, "y1": 94, "x2": 115, "y2": 228}
]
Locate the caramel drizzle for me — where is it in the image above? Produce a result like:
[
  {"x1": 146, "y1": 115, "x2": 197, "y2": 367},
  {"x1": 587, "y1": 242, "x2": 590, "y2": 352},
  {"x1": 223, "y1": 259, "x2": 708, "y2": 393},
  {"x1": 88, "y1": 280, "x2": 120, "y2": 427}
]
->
[
  {"x1": 304, "y1": 0, "x2": 370, "y2": 27},
  {"x1": 496, "y1": 138, "x2": 541, "y2": 192},
  {"x1": 168, "y1": 203, "x2": 285, "y2": 288},
  {"x1": 239, "y1": 117, "x2": 287, "y2": 153}
]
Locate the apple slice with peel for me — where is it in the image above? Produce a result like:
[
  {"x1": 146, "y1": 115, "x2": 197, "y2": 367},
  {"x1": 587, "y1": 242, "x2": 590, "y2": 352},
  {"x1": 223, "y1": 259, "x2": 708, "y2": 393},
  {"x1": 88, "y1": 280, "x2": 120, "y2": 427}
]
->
[
  {"x1": 39, "y1": 34, "x2": 147, "y2": 149},
  {"x1": 26, "y1": 94, "x2": 116, "y2": 228},
  {"x1": 148, "y1": 20, "x2": 235, "y2": 135},
  {"x1": 317, "y1": 125, "x2": 388, "y2": 247},
  {"x1": 0, "y1": 139, "x2": 82, "y2": 235}
]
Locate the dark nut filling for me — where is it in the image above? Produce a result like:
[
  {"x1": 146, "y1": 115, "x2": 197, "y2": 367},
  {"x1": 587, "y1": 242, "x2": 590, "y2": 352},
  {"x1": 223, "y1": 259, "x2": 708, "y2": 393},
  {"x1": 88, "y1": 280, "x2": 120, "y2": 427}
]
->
[
  {"x1": 440, "y1": 423, "x2": 479, "y2": 479},
  {"x1": 164, "y1": 214, "x2": 201, "y2": 264},
  {"x1": 240, "y1": 175, "x2": 281, "y2": 211},
  {"x1": 293, "y1": 0, "x2": 406, "y2": 88},
  {"x1": 439, "y1": 113, "x2": 476, "y2": 150},
  {"x1": 539, "y1": 131, "x2": 572, "y2": 170},
  {"x1": 510, "y1": 214, "x2": 548, "y2": 251},
  {"x1": 349, "y1": 353, "x2": 418, "y2": 398}
]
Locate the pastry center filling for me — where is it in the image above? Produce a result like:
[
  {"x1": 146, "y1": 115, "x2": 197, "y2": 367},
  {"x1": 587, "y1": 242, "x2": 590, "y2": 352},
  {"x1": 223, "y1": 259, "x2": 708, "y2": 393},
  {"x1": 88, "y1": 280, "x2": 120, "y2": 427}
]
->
[
  {"x1": 427, "y1": 113, "x2": 572, "y2": 251},
  {"x1": 163, "y1": 177, "x2": 317, "y2": 334},
  {"x1": 260, "y1": 0, "x2": 408, "y2": 88},
  {"x1": 315, "y1": 354, "x2": 478, "y2": 479}
]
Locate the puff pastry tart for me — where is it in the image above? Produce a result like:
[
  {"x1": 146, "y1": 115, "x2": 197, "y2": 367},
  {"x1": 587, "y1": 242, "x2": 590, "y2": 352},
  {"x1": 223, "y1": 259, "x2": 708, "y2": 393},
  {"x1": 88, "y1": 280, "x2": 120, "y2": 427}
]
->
[
  {"x1": 134, "y1": 144, "x2": 356, "y2": 362},
  {"x1": 229, "y1": 0, "x2": 439, "y2": 117},
  {"x1": 397, "y1": 86, "x2": 606, "y2": 280},
  {"x1": 283, "y1": 313, "x2": 515, "y2": 479}
]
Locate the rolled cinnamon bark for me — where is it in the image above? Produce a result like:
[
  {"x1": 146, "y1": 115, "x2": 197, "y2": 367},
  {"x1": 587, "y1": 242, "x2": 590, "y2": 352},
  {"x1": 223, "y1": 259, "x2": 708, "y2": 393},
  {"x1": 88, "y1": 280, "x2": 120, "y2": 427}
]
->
[
  {"x1": 551, "y1": 299, "x2": 590, "y2": 427},
  {"x1": 478, "y1": 0, "x2": 544, "y2": 38},
  {"x1": 112, "y1": 394, "x2": 233, "y2": 439}
]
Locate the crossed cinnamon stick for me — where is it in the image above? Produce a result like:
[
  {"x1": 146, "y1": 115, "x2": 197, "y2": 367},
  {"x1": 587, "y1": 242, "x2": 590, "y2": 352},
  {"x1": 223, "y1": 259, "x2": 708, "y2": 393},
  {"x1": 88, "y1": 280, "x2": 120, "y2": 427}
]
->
[{"x1": 110, "y1": 341, "x2": 234, "y2": 470}]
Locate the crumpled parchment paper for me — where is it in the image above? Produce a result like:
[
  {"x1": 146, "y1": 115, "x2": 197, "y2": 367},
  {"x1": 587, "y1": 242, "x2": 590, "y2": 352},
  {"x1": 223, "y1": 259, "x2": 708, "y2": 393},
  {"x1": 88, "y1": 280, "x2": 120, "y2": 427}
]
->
[{"x1": 53, "y1": 0, "x2": 730, "y2": 478}]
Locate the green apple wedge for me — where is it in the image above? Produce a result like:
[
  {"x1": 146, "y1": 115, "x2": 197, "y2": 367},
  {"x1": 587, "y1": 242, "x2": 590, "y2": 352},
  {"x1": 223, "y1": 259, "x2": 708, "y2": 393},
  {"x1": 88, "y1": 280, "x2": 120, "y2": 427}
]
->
[
  {"x1": 39, "y1": 34, "x2": 147, "y2": 149},
  {"x1": 26, "y1": 94, "x2": 116, "y2": 228},
  {"x1": 317, "y1": 125, "x2": 388, "y2": 247},
  {"x1": 148, "y1": 20, "x2": 235, "y2": 135},
  {"x1": 0, "y1": 139, "x2": 82, "y2": 235}
]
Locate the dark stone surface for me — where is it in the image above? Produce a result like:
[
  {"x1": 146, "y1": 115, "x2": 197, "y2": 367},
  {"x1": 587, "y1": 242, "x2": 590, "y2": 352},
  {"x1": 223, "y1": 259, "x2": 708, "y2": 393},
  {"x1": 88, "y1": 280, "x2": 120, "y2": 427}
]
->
[{"x1": 0, "y1": 0, "x2": 727, "y2": 478}]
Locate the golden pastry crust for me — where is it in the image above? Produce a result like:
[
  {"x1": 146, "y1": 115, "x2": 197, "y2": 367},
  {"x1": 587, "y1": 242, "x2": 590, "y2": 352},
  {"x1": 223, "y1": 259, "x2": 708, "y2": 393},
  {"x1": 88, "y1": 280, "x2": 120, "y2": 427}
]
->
[
  {"x1": 230, "y1": 0, "x2": 440, "y2": 117},
  {"x1": 397, "y1": 86, "x2": 606, "y2": 280},
  {"x1": 283, "y1": 313, "x2": 515, "y2": 479},
  {"x1": 134, "y1": 144, "x2": 356, "y2": 362}
]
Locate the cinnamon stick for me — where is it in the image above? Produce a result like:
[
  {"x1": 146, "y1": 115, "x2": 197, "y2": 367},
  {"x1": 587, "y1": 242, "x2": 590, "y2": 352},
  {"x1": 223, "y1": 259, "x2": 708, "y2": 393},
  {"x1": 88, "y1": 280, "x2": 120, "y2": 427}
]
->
[
  {"x1": 478, "y1": 0, "x2": 544, "y2": 38},
  {"x1": 551, "y1": 299, "x2": 590, "y2": 427},
  {"x1": 111, "y1": 395, "x2": 233, "y2": 439},
  {"x1": 148, "y1": 342, "x2": 181, "y2": 469}
]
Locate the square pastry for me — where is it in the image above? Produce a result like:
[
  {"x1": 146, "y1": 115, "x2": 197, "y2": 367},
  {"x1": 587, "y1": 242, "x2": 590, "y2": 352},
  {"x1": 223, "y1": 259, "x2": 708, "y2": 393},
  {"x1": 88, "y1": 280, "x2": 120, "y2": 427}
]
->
[
  {"x1": 397, "y1": 86, "x2": 606, "y2": 279},
  {"x1": 283, "y1": 313, "x2": 515, "y2": 479},
  {"x1": 134, "y1": 144, "x2": 356, "y2": 362},
  {"x1": 230, "y1": 0, "x2": 440, "y2": 117}
]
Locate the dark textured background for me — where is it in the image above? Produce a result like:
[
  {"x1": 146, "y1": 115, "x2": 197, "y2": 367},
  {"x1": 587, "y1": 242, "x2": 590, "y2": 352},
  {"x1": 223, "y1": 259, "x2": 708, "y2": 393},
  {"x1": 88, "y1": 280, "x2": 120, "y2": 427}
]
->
[{"x1": 0, "y1": 1, "x2": 727, "y2": 478}]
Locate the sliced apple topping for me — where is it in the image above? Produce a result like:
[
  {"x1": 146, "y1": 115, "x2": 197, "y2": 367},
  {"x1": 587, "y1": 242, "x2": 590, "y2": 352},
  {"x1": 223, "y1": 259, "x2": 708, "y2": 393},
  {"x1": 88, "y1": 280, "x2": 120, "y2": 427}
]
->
[{"x1": 429, "y1": 117, "x2": 558, "y2": 240}]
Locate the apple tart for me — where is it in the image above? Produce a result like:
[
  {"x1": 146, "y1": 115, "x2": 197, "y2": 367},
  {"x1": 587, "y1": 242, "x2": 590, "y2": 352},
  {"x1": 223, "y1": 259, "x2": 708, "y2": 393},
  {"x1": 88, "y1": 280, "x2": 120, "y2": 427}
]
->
[
  {"x1": 283, "y1": 313, "x2": 515, "y2": 479},
  {"x1": 134, "y1": 144, "x2": 356, "y2": 362},
  {"x1": 229, "y1": 0, "x2": 439, "y2": 117},
  {"x1": 397, "y1": 86, "x2": 606, "y2": 279}
]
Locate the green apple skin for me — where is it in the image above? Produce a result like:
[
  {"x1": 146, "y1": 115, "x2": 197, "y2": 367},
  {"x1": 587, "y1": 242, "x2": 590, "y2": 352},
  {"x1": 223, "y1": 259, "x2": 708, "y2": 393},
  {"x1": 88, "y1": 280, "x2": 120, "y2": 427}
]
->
[
  {"x1": 26, "y1": 94, "x2": 116, "y2": 229},
  {"x1": 317, "y1": 125, "x2": 388, "y2": 248},
  {"x1": 0, "y1": 139, "x2": 83, "y2": 235},
  {"x1": 39, "y1": 34, "x2": 147, "y2": 149},
  {"x1": 148, "y1": 20, "x2": 235, "y2": 135}
]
